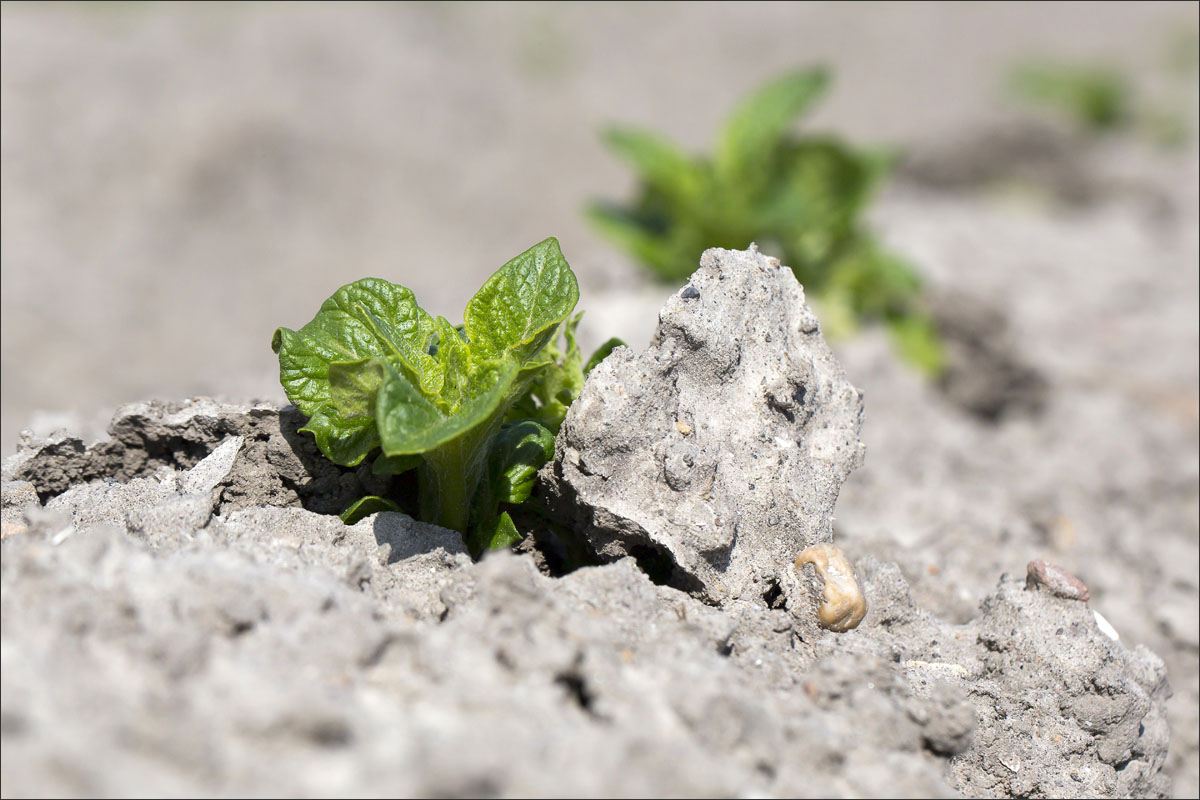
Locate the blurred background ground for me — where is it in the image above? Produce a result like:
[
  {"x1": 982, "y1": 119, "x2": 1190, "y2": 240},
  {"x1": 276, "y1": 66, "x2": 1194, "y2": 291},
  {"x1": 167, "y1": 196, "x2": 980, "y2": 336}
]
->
[
  {"x1": 2, "y1": 1, "x2": 1198, "y2": 795},
  {"x1": 1, "y1": 0, "x2": 1193, "y2": 451}
]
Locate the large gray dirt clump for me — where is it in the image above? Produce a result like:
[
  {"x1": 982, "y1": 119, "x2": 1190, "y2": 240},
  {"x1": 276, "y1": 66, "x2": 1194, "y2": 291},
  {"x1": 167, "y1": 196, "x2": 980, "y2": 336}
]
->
[{"x1": 544, "y1": 246, "x2": 865, "y2": 604}]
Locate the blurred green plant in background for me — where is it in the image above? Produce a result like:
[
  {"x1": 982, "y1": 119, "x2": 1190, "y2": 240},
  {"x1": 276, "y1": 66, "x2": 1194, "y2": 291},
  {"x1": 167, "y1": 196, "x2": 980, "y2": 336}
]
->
[
  {"x1": 1008, "y1": 29, "x2": 1199, "y2": 147},
  {"x1": 1008, "y1": 62, "x2": 1132, "y2": 133},
  {"x1": 586, "y1": 67, "x2": 945, "y2": 376}
]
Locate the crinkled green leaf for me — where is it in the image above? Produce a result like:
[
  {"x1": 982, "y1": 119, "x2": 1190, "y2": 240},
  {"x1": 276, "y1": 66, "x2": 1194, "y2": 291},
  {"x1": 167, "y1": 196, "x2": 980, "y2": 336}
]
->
[
  {"x1": 297, "y1": 404, "x2": 380, "y2": 468},
  {"x1": 506, "y1": 318, "x2": 626, "y2": 433},
  {"x1": 488, "y1": 419, "x2": 556, "y2": 505},
  {"x1": 273, "y1": 278, "x2": 446, "y2": 465},
  {"x1": 376, "y1": 359, "x2": 517, "y2": 456},
  {"x1": 273, "y1": 238, "x2": 599, "y2": 540},
  {"x1": 716, "y1": 66, "x2": 830, "y2": 181},
  {"x1": 464, "y1": 237, "x2": 579, "y2": 364},
  {"x1": 329, "y1": 358, "x2": 387, "y2": 419},
  {"x1": 430, "y1": 316, "x2": 472, "y2": 410},
  {"x1": 505, "y1": 316, "x2": 582, "y2": 432},
  {"x1": 340, "y1": 495, "x2": 402, "y2": 524},
  {"x1": 272, "y1": 278, "x2": 439, "y2": 415}
]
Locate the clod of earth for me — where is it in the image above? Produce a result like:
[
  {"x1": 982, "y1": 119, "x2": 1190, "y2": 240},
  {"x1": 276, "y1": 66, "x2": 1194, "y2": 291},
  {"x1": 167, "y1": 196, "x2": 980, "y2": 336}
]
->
[{"x1": 542, "y1": 245, "x2": 864, "y2": 605}]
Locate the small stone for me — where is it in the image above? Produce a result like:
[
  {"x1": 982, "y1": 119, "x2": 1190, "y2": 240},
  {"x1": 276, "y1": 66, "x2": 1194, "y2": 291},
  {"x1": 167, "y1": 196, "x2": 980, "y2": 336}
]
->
[
  {"x1": 1092, "y1": 609, "x2": 1120, "y2": 641},
  {"x1": 181, "y1": 436, "x2": 244, "y2": 495},
  {"x1": 795, "y1": 542, "x2": 868, "y2": 632},
  {"x1": 1025, "y1": 559, "x2": 1090, "y2": 601}
]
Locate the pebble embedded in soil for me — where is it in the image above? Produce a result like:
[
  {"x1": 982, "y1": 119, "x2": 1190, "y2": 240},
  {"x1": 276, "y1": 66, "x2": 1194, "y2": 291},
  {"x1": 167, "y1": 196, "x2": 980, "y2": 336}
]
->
[
  {"x1": 794, "y1": 542, "x2": 868, "y2": 632},
  {"x1": 1025, "y1": 559, "x2": 1090, "y2": 602}
]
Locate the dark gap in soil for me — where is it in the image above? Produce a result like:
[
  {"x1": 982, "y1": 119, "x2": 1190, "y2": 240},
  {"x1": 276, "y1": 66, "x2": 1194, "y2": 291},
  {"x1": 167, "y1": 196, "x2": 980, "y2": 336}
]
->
[
  {"x1": 229, "y1": 620, "x2": 255, "y2": 637},
  {"x1": 554, "y1": 670, "x2": 598, "y2": 717},
  {"x1": 762, "y1": 578, "x2": 785, "y2": 609},
  {"x1": 510, "y1": 510, "x2": 600, "y2": 579},
  {"x1": 627, "y1": 542, "x2": 711, "y2": 602},
  {"x1": 494, "y1": 647, "x2": 517, "y2": 672},
  {"x1": 766, "y1": 395, "x2": 796, "y2": 424},
  {"x1": 307, "y1": 719, "x2": 354, "y2": 748}
]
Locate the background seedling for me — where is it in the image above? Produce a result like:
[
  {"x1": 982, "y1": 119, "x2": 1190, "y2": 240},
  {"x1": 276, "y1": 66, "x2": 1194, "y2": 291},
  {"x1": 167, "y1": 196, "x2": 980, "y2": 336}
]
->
[
  {"x1": 1007, "y1": 33, "x2": 1198, "y2": 147},
  {"x1": 587, "y1": 66, "x2": 945, "y2": 375},
  {"x1": 1008, "y1": 61, "x2": 1132, "y2": 133}
]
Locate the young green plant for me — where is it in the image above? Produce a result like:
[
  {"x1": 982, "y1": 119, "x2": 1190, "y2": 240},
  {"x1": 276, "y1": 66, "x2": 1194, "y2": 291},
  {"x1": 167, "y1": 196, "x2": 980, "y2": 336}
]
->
[
  {"x1": 587, "y1": 66, "x2": 945, "y2": 375},
  {"x1": 272, "y1": 237, "x2": 618, "y2": 555}
]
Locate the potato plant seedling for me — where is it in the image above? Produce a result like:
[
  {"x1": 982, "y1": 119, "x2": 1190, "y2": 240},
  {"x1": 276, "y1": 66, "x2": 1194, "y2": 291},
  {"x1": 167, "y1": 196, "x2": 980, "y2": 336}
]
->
[{"x1": 273, "y1": 237, "x2": 620, "y2": 555}]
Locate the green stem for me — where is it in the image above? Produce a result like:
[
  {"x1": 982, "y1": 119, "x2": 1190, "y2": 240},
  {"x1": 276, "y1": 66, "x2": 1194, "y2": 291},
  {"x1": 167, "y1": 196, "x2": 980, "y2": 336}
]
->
[{"x1": 416, "y1": 421, "x2": 496, "y2": 534}]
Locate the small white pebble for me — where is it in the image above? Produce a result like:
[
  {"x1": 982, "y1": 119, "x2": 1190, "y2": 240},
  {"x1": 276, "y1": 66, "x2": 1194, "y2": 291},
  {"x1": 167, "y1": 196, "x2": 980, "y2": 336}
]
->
[
  {"x1": 1093, "y1": 610, "x2": 1119, "y2": 641},
  {"x1": 50, "y1": 526, "x2": 75, "y2": 546}
]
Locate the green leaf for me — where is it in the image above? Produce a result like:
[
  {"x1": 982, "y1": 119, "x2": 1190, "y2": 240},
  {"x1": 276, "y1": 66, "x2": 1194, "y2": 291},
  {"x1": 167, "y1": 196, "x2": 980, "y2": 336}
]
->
[
  {"x1": 466, "y1": 419, "x2": 553, "y2": 557},
  {"x1": 430, "y1": 315, "x2": 473, "y2": 410},
  {"x1": 298, "y1": 405, "x2": 380, "y2": 467},
  {"x1": 272, "y1": 278, "x2": 439, "y2": 416},
  {"x1": 273, "y1": 278, "x2": 446, "y2": 465},
  {"x1": 589, "y1": 66, "x2": 944, "y2": 379},
  {"x1": 376, "y1": 359, "x2": 517, "y2": 456},
  {"x1": 502, "y1": 318, "x2": 624, "y2": 434},
  {"x1": 464, "y1": 237, "x2": 580, "y2": 364},
  {"x1": 505, "y1": 316, "x2": 584, "y2": 432},
  {"x1": 716, "y1": 67, "x2": 830, "y2": 181},
  {"x1": 584, "y1": 337, "x2": 626, "y2": 374},
  {"x1": 329, "y1": 358, "x2": 387, "y2": 419},
  {"x1": 761, "y1": 141, "x2": 877, "y2": 264},
  {"x1": 468, "y1": 511, "x2": 524, "y2": 556},
  {"x1": 340, "y1": 495, "x2": 402, "y2": 525},
  {"x1": 600, "y1": 127, "x2": 705, "y2": 207},
  {"x1": 886, "y1": 313, "x2": 947, "y2": 378},
  {"x1": 372, "y1": 452, "x2": 422, "y2": 476},
  {"x1": 488, "y1": 419, "x2": 556, "y2": 505},
  {"x1": 585, "y1": 203, "x2": 682, "y2": 279}
]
